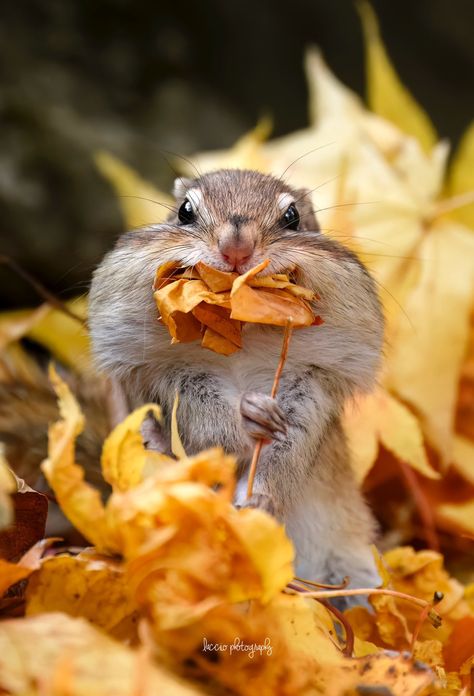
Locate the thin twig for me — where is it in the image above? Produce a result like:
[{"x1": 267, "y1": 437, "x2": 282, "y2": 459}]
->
[
  {"x1": 285, "y1": 584, "x2": 442, "y2": 628},
  {"x1": 0, "y1": 255, "x2": 86, "y2": 326},
  {"x1": 295, "y1": 575, "x2": 350, "y2": 590},
  {"x1": 410, "y1": 592, "x2": 444, "y2": 651},
  {"x1": 397, "y1": 458, "x2": 440, "y2": 551},
  {"x1": 246, "y1": 318, "x2": 294, "y2": 499},
  {"x1": 433, "y1": 190, "x2": 474, "y2": 218},
  {"x1": 409, "y1": 603, "x2": 432, "y2": 652}
]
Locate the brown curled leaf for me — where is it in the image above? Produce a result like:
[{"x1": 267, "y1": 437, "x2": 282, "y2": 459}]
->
[
  {"x1": 201, "y1": 327, "x2": 240, "y2": 356},
  {"x1": 154, "y1": 259, "x2": 320, "y2": 355},
  {"x1": 192, "y1": 303, "x2": 242, "y2": 347}
]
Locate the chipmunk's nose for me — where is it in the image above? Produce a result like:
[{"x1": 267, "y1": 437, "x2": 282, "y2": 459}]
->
[{"x1": 218, "y1": 237, "x2": 255, "y2": 269}]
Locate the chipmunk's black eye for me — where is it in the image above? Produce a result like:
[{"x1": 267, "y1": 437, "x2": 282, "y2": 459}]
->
[
  {"x1": 282, "y1": 204, "x2": 299, "y2": 231},
  {"x1": 178, "y1": 198, "x2": 195, "y2": 224}
]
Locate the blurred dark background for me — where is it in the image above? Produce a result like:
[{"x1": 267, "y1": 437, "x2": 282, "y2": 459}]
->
[{"x1": 1, "y1": 0, "x2": 473, "y2": 309}]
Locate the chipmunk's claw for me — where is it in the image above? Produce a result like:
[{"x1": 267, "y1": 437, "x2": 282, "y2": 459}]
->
[
  {"x1": 240, "y1": 392, "x2": 288, "y2": 442},
  {"x1": 236, "y1": 492, "x2": 276, "y2": 516}
]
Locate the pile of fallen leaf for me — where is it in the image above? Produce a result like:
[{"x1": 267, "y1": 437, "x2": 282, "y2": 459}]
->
[
  {"x1": 1, "y1": 3, "x2": 474, "y2": 694},
  {"x1": 1, "y1": 369, "x2": 472, "y2": 695}
]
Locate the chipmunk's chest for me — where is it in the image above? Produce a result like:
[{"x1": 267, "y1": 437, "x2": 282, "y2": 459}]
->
[{"x1": 152, "y1": 323, "x2": 313, "y2": 397}]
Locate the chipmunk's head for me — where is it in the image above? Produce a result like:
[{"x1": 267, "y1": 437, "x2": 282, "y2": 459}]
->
[
  {"x1": 89, "y1": 167, "x2": 383, "y2": 395},
  {"x1": 166, "y1": 169, "x2": 320, "y2": 275}
]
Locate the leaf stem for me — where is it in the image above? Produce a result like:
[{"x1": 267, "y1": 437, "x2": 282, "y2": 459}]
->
[
  {"x1": 295, "y1": 575, "x2": 350, "y2": 590},
  {"x1": 433, "y1": 190, "x2": 474, "y2": 218},
  {"x1": 285, "y1": 584, "x2": 442, "y2": 628},
  {"x1": 246, "y1": 318, "x2": 294, "y2": 499},
  {"x1": 397, "y1": 458, "x2": 440, "y2": 551},
  {"x1": 0, "y1": 255, "x2": 86, "y2": 326}
]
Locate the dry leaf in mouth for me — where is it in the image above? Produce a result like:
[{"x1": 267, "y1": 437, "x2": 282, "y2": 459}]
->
[{"x1": 153, "y1": 259, "x2": 322, "y2": 355}]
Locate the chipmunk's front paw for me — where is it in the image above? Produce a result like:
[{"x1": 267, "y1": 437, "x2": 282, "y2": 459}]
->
[
  {"x1": 240, "y1": 392, "x2": 288, "y2": 442},
  {"x1": 141, "y1": 411, "x2": 172, "y2": 456},
  {"x1": 237, "y1": 493, "x2": 276, "y2": 516}
]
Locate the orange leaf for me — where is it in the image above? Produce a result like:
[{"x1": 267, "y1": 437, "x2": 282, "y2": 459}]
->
[
  {"x1": 154, "y1": 259, "x2": 319, "y2": 355},
  {"x1": 195, "y1": 262, "x2": 237, "y2": 292},
  {"x1": 230, "y1": 284, "x2": 315, "y2": 327},
  {"x1": 443, "y1": 616, "x2": 474, "y2": 673},
  {"x1": 201, "y1": 328, "x2": 240, "y2": 356},
  {"x1": 168, "y1": 311, "x2": 202, "y2": 343},
  {"x1": 192, "y1": 303, "x2": 241, "y2": 347},
  {"x1": 0, "y1": 538, "x2": 58, "y2": 595}
]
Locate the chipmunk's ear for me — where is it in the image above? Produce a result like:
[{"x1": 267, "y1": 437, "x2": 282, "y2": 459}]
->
[
  {"x1": 172, "y1": 177, "x2": 194, "y2": 201},
  {"x1": 294, "y1": 188, "x2": 320, "y2": 232}
]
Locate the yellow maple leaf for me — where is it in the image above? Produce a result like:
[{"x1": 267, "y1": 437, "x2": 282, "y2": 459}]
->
[
  {"x1": 0, "y1": 613, "x2": 203, "y2": 696},
  {"x1": 26, "y1": 552, "x2": 138, "y2": 641},
  {"x1": 358, "y1": 1, "x2": 437, "y2": 152},
  {"x1": 447, "y1": 120, "x2": 474, "y2": 229},
  {"x1": 385, "y1": 222, "x2": 474, "y2": 463},
  {"x1": 95, "y1": 150, "x2": 174, "y2": 229},
  {"x1": 0, "y1": 305, "x2": 50, "y2": 352},
  {"x1": 344, "y1": 388, "x2": 439, "y2": 482},
  {"x1": 437, "y1": 499, "x2": 474, "y2": 537},
  {"x1": 451, "y1": 435, "x2": 474, "y2": 485},
  {"x1": 0, "y1": 298, "x2": 89, "y2": 372},
  {"x1": 190, "y1": 118, "x2": 271, "y2": 175}
]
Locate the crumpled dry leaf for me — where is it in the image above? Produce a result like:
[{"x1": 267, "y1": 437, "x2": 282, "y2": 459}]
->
[
  {"x1": 101, "y1": 403, "x2": 170, "y2": 492},
  {"x1": 347, "y1": 546, "x2": 471, "y2": 654},
  {"x1": 26, "y1": 551, "x2": 138, "y2": 641},
  {"x1": 154, "y1": 258, "x2": 320, "y2": 355},
  {"x1": 0, "y1": 538, "x2": 57, "y2": 596},
  {"x1": 0, "y1": 612, "x2": 203, "y2": 696},
  {"x1": 413, "y1": 639, "x2": 444, "y2": 669},
  {"x1": 442, "y1": 616, "x2": 474, "y2": 674},
  {"x1": 41, "y1": 365, "x2": 116, "y2": 554},
  {"x1": 42, "y1": 368, "x2": 294, "y2": 610},
  {"x1": 122, "y1": 480, "x2": 294, "y2": 617}
]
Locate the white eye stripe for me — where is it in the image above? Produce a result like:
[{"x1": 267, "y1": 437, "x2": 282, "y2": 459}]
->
[
  {"x1": 186, "y1": 187, "x2": 215, "y2": 225},
  {"x1": 277, "y1": 192, "x2": 294, "y2": 212},
  {"x1": 187, "y1": 188, "x2": 203, "y2": 210}
]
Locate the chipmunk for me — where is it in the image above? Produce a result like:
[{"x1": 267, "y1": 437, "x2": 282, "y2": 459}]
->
[{"x1": 89, "y1": 169, "x2": 384, "y2": 592}]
